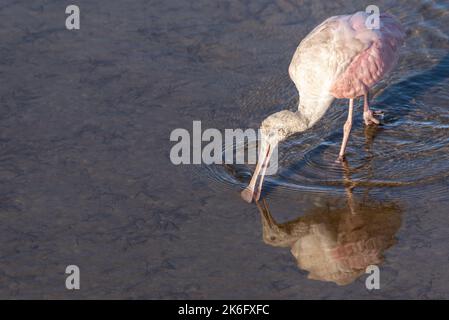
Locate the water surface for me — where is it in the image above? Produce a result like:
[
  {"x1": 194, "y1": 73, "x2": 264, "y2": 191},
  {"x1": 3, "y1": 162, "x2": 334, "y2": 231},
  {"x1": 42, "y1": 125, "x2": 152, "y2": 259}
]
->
[{"x1": 0, "y1": 0, "x2": 449, "y2": 298}]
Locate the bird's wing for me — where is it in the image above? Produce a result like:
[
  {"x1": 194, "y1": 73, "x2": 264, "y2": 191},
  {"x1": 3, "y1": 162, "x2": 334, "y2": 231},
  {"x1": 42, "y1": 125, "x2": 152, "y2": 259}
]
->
[
  {"x1": 289, "y1": 12, "x2": 405, "y2": 101},
  {"x1": 329, "y1": 12, "x2": 405, "y2": 98}
]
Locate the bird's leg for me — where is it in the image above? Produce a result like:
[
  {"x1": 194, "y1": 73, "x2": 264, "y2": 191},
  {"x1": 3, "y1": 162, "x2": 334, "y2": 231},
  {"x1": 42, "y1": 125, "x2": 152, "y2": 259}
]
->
[
  {"x1": 338, "y1": 98, "x2": 354, "y2": 161},
  {"x1": 363, "y1": 92, "x2": 380, "y2": 125}
]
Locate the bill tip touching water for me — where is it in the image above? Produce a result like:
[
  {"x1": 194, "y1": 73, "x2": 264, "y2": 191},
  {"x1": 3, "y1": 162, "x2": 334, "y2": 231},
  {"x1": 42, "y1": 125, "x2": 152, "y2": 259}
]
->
[{"x1": 241, "y1": 11, "x2": 405, "y2": 203}]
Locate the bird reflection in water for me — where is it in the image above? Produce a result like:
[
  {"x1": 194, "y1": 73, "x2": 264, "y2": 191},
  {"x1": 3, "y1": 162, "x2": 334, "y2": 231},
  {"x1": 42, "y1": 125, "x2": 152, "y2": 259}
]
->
[{"x1": 256, "y1": 157, "x2": 402, "y2": 286}]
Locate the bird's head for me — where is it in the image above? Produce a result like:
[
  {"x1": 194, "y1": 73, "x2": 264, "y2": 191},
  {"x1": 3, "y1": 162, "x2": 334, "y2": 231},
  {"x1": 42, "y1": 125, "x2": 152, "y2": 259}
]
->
[
  {"x1": 259, "y1": 110, "x2": 307, "y2": 153},
  {"x1": 241, "y1": 110, "x2": 307, "y2": 203},
  {"x1": 260, "y1": 111, "x2": 292, "y2": 145}
]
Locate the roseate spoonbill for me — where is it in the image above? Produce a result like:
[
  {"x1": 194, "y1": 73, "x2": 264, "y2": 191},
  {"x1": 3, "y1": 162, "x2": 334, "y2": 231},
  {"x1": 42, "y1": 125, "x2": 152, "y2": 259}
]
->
[{"x1": 241, "y1": 11, "x2": 405, "y2": 203}]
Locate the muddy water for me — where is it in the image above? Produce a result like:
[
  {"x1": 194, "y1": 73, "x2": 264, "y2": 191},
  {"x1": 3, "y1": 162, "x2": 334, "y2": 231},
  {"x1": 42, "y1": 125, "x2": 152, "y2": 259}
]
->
[{"x1": 0, "y1": 0, "x2": 449, "y2": 299}]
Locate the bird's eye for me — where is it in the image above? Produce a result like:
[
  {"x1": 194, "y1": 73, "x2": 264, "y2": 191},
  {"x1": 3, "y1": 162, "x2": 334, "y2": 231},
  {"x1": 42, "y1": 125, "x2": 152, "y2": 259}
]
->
[{"x1": 270, "y1": 236, "x2": 276, "y2": 241}]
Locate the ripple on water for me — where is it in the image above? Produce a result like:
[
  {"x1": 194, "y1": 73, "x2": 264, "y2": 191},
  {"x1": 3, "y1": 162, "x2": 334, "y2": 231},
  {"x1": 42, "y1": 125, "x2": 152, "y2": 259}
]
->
[{"x1": 200, "y1": 9, "x2": 449, "y2": 202}]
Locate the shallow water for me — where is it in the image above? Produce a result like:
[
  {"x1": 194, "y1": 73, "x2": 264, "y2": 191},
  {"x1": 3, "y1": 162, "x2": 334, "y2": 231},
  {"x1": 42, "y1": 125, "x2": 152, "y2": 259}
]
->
[{"x1": 1, "y1": 0, "x2": 449, "y2": 298}]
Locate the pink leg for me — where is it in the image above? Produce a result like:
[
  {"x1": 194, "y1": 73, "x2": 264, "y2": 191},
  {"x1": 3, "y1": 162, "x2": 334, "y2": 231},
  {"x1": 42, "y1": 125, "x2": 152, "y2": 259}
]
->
[
  {"x1": 363, "y1": 92, "x2": 380, "y2": 125},
  {"x1": 338, "y1": 98, "x2": 354, "y2": 161}
]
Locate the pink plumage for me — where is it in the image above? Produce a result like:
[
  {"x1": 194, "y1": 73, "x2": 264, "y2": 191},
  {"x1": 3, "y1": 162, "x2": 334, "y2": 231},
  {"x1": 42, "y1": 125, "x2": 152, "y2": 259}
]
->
[{"x1": 330, "y1": 12, "x2": 405, "y2": 98}]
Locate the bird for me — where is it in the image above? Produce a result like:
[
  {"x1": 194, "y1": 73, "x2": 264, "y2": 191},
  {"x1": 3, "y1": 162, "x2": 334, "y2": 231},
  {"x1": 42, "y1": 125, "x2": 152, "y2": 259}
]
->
[{"x1": 241, "y1": 11, "x2": 405, "y2": 203}]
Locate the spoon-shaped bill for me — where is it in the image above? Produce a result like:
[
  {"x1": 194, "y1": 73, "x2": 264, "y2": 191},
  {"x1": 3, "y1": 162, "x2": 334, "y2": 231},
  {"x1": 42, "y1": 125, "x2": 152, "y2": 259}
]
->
[{"x1": 241, "y1": 141, "x2": 274, "y2": 203}]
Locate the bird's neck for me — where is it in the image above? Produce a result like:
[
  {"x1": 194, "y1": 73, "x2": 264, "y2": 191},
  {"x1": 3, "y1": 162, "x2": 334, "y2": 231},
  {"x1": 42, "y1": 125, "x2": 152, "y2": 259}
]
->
[{"x1": 298, "y1": 94, "x2": 335, "y2": 129}]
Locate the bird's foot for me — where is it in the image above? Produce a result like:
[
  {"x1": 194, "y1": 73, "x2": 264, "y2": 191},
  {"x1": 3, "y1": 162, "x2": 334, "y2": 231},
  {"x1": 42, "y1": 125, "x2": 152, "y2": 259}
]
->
[{"x1": 363, "y1": 110, "x2": 382, "y2": 126}]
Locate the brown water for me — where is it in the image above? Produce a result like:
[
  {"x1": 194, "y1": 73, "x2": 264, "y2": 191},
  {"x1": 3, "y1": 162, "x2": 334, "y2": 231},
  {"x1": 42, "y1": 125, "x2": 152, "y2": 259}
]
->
[{"x1": 0, "y1": 0, "x2": 449, "y2": 299}]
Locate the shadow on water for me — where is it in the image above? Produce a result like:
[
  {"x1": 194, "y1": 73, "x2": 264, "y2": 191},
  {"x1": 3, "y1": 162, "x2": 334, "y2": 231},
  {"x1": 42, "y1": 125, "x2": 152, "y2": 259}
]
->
[
  {"x1": 255, "y1": 160, "x2": 403, "y2": 285},
  {"x1": 256, "y1": 197, "x2": 402, "y2": 286}
]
